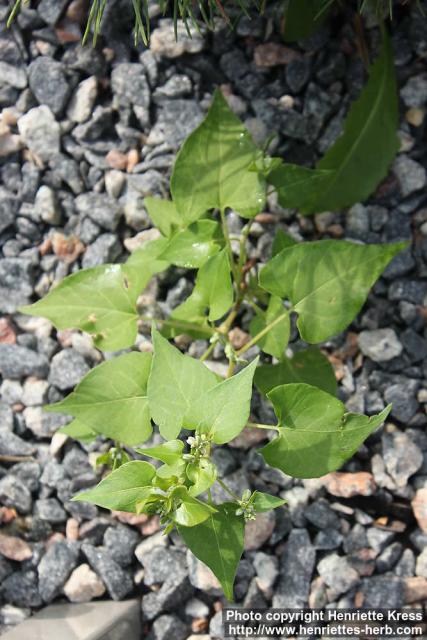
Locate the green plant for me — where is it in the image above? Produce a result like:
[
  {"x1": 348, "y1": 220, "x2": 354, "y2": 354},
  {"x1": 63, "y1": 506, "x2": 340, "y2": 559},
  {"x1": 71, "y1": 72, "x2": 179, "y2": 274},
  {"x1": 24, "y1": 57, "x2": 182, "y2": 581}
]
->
[{"x1": 22, "y1": 88, "x2": 405, "y2": 600}]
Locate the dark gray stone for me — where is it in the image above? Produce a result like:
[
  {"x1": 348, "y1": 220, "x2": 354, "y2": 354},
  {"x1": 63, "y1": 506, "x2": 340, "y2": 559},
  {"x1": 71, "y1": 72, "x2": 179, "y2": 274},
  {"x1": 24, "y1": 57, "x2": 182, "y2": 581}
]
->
[
  {"x1": 0, "y1": 258, "x2": 34, "y2": 313},
  {"x1": 147, "y1": 100, "x2": 203, "y2": 147},
  {"x1": 28, "y1": 57, "x2": 71, "y2": 115},
  {"x1": 388, "y1": 279, "x2": 427, "y2": 305},
  {"x1": 401, "y1": 328, "x2": 427, "y2": 363},
  {"x1": 0, "y1": 431, "x2": 35, "y2": 457},
  {"x1": 82, "y1": 543, "x2": 133, "y2": 600},
  {"x1": 0, "y1": 345, "x2": 48, "y2": 379},
  {"x1": 34, "y1": 498, "x2": 67, "y2": 524},
  {"x1": 82, "y1": 234, "x2": 122, "y2": 269},
  {"x1": 286, "y1": 57, "x2": 311, "y2": 93},
  {"x1": 37, "y1": 0, "x2": 69, "y2": 24},
  {"x1": 382, "y1": 431, "x2": 423, "y2": 486},
  {"x1": 360, "y1": 576, "x2": 404, "y2": 607},
  {"x1": 75, "y1": 193, "x2": 122, "y2": 231},
  {"x1": 103, "y1": 525, "x2": 140, "y2": 567},
  {"x1": 9, "y1": 461, "x2": 40, "y2": 492},
  {"x1": 63, "y1": 447, "x2": 93, "y2": 478},
  {"x1": 140, "y1": 546, "x2": 187, "y2": 586},
  {"x1": 314, "y1": 528, "x2": 343, "y2": 550},
  {"x1": 0, "y1": 570, "x2": 42, "y2": 608},
  {"x1": 0, "y1": 475, "x2": 32, "y2": 514},
  {"x1": 384, "y1": 382, "x2": 419, "y2": 423},
  {"x1": 141, "y1": 571, "x2": 193, "y2": 621},
  {"x1": 376, "y1": 542, "x2": 403, "y2": 573},
  {"x1": 48, "y1": 349, "x2": 89, "y2": 390},
  {"x1": 304, "y1": 498, "x2": 341, "y2": 529},
  {"x1": 38, "y1": 540, "x2": 79, "y2": 603},
  {"x1": 148, "y1": 614, "x2": 188, "y2": 640},
  {"x1": 273, "y1": 529, "x2": 315, "y2": 608},
  {"x1": 111, "y1": 63, "x2": 150, "y2": 108}
]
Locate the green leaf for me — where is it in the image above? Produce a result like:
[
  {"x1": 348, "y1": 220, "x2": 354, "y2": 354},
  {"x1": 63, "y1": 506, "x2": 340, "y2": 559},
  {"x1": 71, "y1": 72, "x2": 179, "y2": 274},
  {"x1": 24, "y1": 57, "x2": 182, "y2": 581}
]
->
[
  {"x1": 251, "y1": 491, "x2": 286, "y2": 513},
  {"x1": 284, "y1": 0, "x2": 333, "y2": 41},
  {"x1": 178, "y1": 502, "x2": 245, "y2": 600},
  {"x1": 159, "y1": 220, "x2": 221, "y2": 268},
  {"x1": 58, "y1": 419, "x2": 97, "y2": 443},
  {"x1": 46, "y1": 352, "x2": 153, "y2": 446},
  {"x1": 148, "y1": 328, "x2": 218, "y2": 440},
  {"x1": 170, "y1": 249, "x2": 234, "y2": 331},
  {"x1": 124, "y1": 237, "x2": 169, "y2": 295},
  {"x1": 20, "y1": 265, "x2": 138, "y2": 352},
  {"x1": 272, "y1": 229, "x2": 297, "y2": 257},
  {"x1": 255, "y1": 347, "x2": 337, "y2": 397},
  {"x1": 186, "y1": 358, "x2": 258, "y2": 444},
  {"x1": 187, "y1": 460, "x2": 217, "y2": 497},
  {"x1": 261, "y1": 383, "x2": 391, "y2": 478},
  {"x1": 171, "y1": 89, "x2": 265, "y2": 222},
  {"x1": 136, "y1": 440, "x2": 184, "y2": 465},
  {"x1": 144, "y1": 197, "x2": 182, "y2": 237},
  {"x1": 197, "y1": 249, "x2": 234, "y2": 321},
  {"x1": 259, "y1": 239, "x2": 406, "y2": 343},
  {"x1": 312, "y1": 32, "x2": 399, "y2": 212},
  {"x1": 249, "y1": 296, "x2": 290, "y2": 359},
  {"x1": 171, "y1": 486, "x2": 217, "y2": 527},
  {"x1": 268, "y1": 163, "x2": 335, "y2": 213},
  {"x1": 73, "y1": 460, "x2": 156, "y2": 512}
]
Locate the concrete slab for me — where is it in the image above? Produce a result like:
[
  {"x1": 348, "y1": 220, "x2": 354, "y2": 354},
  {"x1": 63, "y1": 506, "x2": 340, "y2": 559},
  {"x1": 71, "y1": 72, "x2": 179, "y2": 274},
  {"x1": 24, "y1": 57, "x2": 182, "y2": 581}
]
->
[{"x1": 0, "y1": 599, "x2": 140, "y2": 640}]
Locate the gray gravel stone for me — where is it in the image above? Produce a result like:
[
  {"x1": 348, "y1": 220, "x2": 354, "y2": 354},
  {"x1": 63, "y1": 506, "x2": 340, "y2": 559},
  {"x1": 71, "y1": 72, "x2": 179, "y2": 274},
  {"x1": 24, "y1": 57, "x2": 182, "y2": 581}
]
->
[
  {"x1": 148, "y1": 614, "x2": 189, "y2": 640},
  {"x1": 393, "y1": 155, "x2": 427, "y2": 197},
  {"x1": 82, "y1": 234, "x2": 121, "y2": 268},
  {"x1": 147, "y1": 99, "x2": 203, "y2": 147},
  {"x1": 376, "y1": 542, "x2": 403, "y2": 573},
  {"x1": 360, "y1": 576, "x2": 404, "y2": 607},
  {"x1": 304, "y1": 498, "x2": 341, "y2": 529},
  {"x1": 140, "y1": 546, "x2": 187, "y2": 586},
  {"x1": 34, "y1": 498, "x2": 67, "y2": 524},
  {"x1": 111, "y1": 63, "x2": 150, "y2": 109},
  {"x1": 28, "y1": 57, "x2": 71, "y2": 115},
  {"x1": 0, "y1": 474, "x2": 32, "y2": 514},
  {"x1": 0, "y1": 571, "x2": 42, "y2": 608},
  {"x1": 358, "y1": 329, "x2": 403, "y2": 362},
  {"x1": 273, "y1": 529, "x2": 315, "y2": 608},
  {"x1": 0, "y1": 258, "x2": 34, "y2": 313},
  {"x1": 75, "y1": 193, "x2": 122, "y2": 231},
  {"x1": 401, "y1": 74, "x2": 427, "y2": 107},
  {"x1": 82, "y1": 543, "x2": 133, "y2": 601},
  {"x1": 38, "y1": 540, "x2": 79, "y2": 603},
  {"x1": 103, "y1": 526, "x2": 139, "y2": 567},
  {"x1": 382, "y1": 431, "x2": 423, "y2": 486},
  {"x1": 48, "y1": 348, "x2": 89, "y2": 390},
  {"x1": 317, "y1": 553, "x2": 359, "y2": 596},
  {"x1": 384, "y1": 382, "x2": 419, "y2": 423},
  {"x1": 0, "y1": 431, "x2": 35, "y2": 457},
  {"x1": 9, "y1": 461, "x2": 40, "y2": 492},
  {"x1": 17, "y1": 106, "x2": 60, "y2": 161}
]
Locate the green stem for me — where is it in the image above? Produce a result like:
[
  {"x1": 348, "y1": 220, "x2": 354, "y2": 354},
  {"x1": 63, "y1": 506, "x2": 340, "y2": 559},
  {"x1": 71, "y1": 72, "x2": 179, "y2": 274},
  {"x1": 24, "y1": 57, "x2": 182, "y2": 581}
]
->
[
  {"x1": 247, "y1": 421, "x2": 279, "y2": 432},
  {"x1": 217, "y1": 477, "x2": 239, "y2": 501},
  {"x1": 207, "y1": 488, "x2": 214, "y2": 506},
  {"x1": 139, "y1": 315, "x2": 215, "y2": 337},
  {"x1": 236, "y1": 309, "x2": 291, "y2": 357},
  {"x1": 199, "y1": 341, "x2": 216, "y2": 362}
]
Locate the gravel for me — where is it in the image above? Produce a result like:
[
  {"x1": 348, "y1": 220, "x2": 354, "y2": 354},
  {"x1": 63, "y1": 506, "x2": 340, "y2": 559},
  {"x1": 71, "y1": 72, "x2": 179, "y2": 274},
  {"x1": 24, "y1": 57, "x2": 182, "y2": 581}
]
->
[{"x1": 0, "y1": 2, "x2": 426, "y2": 634}]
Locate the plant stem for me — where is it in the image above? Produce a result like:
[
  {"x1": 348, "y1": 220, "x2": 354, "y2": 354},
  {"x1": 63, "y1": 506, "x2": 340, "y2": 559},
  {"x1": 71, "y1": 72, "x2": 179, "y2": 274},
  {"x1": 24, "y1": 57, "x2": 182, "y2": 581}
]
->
[
  {"x1": 246, "y1": 421, "x2": 279, "y2": 432},
  {"x1": 139, "y1": 315, "x2": 215, "y2": 337},
  {"x1": 199, "y1": 341, "x2": 216, "y2": 362},
  {"x1": 236, "y1": 309, "x2": 291, "y2": 357},
  {"x1": 226, "y1": 359, "x2": 235, "y2": 378},
  {"x1": 207, "y1": 488, "x2": 214, "y2": 506},
  {"x1": 217, "y1": 477, "x2": 239, "y2": 501}
]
